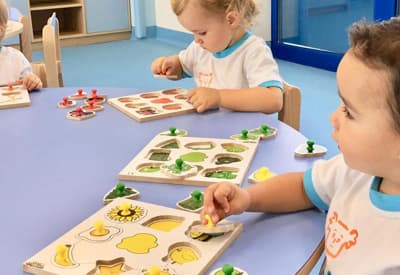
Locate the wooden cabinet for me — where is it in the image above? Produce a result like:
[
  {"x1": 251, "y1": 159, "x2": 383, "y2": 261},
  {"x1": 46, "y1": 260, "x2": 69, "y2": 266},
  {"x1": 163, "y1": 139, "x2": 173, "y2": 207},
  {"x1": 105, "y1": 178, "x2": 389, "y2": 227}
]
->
[{"x1": 7, "y1": 0, "x2": 131, "y2": 47}]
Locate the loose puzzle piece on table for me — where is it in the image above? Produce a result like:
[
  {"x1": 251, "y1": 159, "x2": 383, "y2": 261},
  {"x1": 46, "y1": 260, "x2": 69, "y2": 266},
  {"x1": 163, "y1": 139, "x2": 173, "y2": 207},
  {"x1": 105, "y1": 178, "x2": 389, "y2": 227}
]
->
[
  {"x1": 66, "y1": 107, "x2": 96, "y2": 121},
  {"x1": 23, "y1": 198, "x2": 243, "y2": 275},
  {"x1": 249, "y1": 124, "x2": 277, "y2": 140},
  {"x1": 209, "y1": 264, "x2": 248, "y2": 275},
  {"x1": 118, "y1": 134, "x2": 259, "y2": 186},
  {"x1": 108, "y1": 88, "x2": 195, "y2": 122},
  {"x1": 176, "y1": 190, "x2": 204, "y2": 213},
  {"x1": 103, "y1": 182, "x2": 140, "y2": 205},
  {"x1": 0, "y1": 84, "x2": 31, "y2": 109},
  {"x1": 230, "y1": 129, "x2": 259, "y2": 143},
  {"x1": 294, "y1": 140, "x2": 327, "y2": 158},
  {"x1": 248, "y1": 166, "x2": 276, "y2": 184}
]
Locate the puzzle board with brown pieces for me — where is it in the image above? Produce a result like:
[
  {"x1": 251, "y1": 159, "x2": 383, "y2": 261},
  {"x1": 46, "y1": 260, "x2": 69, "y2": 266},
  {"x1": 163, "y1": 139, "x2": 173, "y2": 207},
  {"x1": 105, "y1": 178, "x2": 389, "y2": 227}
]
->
[
  {"x1": 107, "y1": 88, "x2": 195, "y2": 122},
  {"x1": 23, "y1": 198, "x2": 243, "y2": 275},
  {"x1": 0, "y1": 84, "x2": 31, "y2": 109},
  {"x1": 118, "y1": 134, "x2": 259, "y2": 186}
]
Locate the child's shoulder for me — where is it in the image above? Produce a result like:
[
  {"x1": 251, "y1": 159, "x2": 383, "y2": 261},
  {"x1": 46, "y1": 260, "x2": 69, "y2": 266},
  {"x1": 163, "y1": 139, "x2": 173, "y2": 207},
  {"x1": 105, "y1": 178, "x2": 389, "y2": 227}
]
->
[{"x1": 0, "y1": 46, "x2": 25, "y2": 57}]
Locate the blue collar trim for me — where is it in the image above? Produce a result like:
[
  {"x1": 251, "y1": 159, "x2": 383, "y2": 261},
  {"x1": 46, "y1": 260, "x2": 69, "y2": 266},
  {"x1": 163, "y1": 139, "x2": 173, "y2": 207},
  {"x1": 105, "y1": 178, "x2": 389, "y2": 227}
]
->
[
  {"x1": 213, "y1": 31, "x2": 251, "y2": 58},
  {"x1": 370, "y1": 177, "x2": 400, "y2": 211}
]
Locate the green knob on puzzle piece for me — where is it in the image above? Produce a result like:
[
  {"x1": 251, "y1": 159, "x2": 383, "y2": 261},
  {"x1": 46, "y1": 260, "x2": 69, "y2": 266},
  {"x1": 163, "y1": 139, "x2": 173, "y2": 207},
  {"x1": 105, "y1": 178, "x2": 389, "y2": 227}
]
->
[
  {"x1": 191, "y1": 190, "x2": 203, "y2": 202},
  {"x1": 169, "y1": 127, "x2": 177, "y2": 136},
  {"x1": 261, "y1": 124, "x2": 269, "y2": 134},
  {"x1": 306, "y1": 140, "x2": 315, "y2": 153},
  {"x1": 175, "y1": 158, "x2": 184, "y2": 170},
  {"x1": 116, "y1": 182, "x2": 127, "y2": 196},
  {"x1": 222, "y1": 264, "x2": 234, "y2": 275},
  {"x1": 241, "y1": 129, "x2": 248, "y2": 139}
]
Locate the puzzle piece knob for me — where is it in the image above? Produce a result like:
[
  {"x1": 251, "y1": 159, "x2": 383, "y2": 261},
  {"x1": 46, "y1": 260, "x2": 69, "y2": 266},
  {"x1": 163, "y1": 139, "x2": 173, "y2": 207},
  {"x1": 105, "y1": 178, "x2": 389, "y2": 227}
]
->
[
  {"x1": 119, "y1": 202, "x2": 131, "y2": 216},
  {"x1": 222, "y1": 263, "x2": 234, "y2": 275},
  {"x1": 205, "y1": 214, "x2": 215, "y2": 228},
  {"x1": 116, "y1": 182, "x2": 127, "y2": 196},
  {"x1": 91, "y1": 88, "x2": 97, "y2": 97},
  {"x1": 191, "y1": 190, "x2": 202, "y2": 202},
  {"x1": 77, "y1": 88, "x2": 83, "y2": 95},
  {"x1": 241, "y1": 129, "x2": 248, "y2": 139},
  {"x1": 63, "y1": 97, "x2": 69, "y2": 105},
  {"x1": 169, "y1": 127, "x2": 177, "y2": 136},
  {"x1": 175, "y1": 158, "x2": 184, "y2": 170},
  {"x1": 306, "y1": 140, "x2": 315, "y2": 153},
  {"x1": 260, "y1": 124, "x2": 269, "y2": 134},
  {"x1": 92, "y1": 221, "x2": 108, "y2": 236},
  {"x1": 148, "y1": 266, "x2": 161, "y2": 275}
]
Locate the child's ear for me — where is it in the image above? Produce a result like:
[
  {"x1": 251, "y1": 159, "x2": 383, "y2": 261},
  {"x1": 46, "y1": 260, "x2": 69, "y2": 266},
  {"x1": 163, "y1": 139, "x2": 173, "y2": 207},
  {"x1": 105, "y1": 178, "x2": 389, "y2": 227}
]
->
[{"x1": 226, "y1": 11, "x2": 240, "y2": 28}]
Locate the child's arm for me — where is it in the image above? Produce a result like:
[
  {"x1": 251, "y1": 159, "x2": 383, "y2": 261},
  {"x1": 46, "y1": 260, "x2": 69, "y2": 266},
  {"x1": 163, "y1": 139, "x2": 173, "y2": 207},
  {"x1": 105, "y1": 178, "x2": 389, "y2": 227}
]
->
[
  {"x1": 201, "y1": 172, "x2": 314, "y2": 224},
  {"x1": 187, "y1": 86, "x2": 283, "y2": 113},
  {"x1": 151, "y1": 55, "x2": 183, "y2": 80}
]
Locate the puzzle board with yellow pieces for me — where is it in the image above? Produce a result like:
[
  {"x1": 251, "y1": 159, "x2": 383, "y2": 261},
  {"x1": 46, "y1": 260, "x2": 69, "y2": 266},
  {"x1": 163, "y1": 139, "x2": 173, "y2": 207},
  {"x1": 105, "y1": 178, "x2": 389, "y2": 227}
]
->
[
  {"x1": 108, "y1": 88, "x2": 195, "y2": 122},
  {"x1": 118, "y1": 134, "x2": 259, "y2": 186},
  {"x1": 23, "y1": 198, "x2": 243, "y2": 275},
  {"x1": 0, "y1": 84, "x2": 30, "y2": 109}
]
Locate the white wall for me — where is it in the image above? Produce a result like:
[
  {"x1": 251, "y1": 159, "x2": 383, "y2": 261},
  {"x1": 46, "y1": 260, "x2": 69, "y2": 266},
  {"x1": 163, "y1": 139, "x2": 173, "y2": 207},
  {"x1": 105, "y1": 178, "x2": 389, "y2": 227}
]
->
[{"x1": 154, "y1": 0, "x2": 272, "y2": 40}]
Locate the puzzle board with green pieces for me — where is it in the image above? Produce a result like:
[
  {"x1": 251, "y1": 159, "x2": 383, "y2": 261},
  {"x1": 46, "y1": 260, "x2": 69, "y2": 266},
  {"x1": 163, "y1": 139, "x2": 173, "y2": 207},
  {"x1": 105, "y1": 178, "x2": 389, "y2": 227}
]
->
[
  {"x1": 118, "y1": 134, "x2": 259, "y2": 186},
  {"x1": 108, "y1": 88, "x2": 195, "y2": 122},
  {"x1": 0, "y1": 84, "x2": 30, "y2": 109},
  {"x1": 23, "y1": 198, "x2": 243, "y2": 275}
]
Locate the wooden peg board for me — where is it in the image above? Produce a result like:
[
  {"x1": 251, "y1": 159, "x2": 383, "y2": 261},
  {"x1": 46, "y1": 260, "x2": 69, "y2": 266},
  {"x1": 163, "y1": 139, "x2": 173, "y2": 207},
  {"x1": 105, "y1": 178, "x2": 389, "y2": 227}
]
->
[
  {"x1": 108, "y1": 88, "x2": 195, "y2": 122},
  {"x1": 23, "y1": 198, "x2": 243, "y2": 275},
  {"x1": 118, "y1": 134, "x2": 259, "y2": 186},
  {"x1": 0, "y1": 85, "x2": 30, "y2": 109}
]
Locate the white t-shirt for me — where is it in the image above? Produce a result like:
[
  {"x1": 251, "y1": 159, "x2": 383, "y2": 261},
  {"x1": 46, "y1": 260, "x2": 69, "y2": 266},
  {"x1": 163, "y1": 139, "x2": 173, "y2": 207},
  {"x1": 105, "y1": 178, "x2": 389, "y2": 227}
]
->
[
  {"x1": 0, "y1": 46, "x2": 31, "y2": 84},
  {"x1": 178, "y1": 32, "x2": 282, "y2": 90},
  {"x1": 304, "y1": 154, "x2": 400, "y2": 274}
]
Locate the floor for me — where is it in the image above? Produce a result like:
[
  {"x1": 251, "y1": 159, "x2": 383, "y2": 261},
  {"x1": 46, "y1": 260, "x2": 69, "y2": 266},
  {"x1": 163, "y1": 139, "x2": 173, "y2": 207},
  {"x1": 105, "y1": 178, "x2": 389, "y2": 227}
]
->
[{"x1": 33, "y1": 36, "x2": 341, "y2": 159}]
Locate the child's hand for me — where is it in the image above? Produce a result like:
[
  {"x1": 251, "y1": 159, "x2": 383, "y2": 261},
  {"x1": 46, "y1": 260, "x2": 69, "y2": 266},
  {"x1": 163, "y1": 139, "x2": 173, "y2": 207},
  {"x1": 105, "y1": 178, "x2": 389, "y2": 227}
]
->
[
  {"x1": 151, "y1": 56, "x2": 181, "y2": 79},
  {"x1": 18, "y1": 73, "x2": 43, "y2": 91},
  {"x1": 201, "y1": 182, "x2": 250, "y2": 225},
  {"x1": 187, "y1": 87, "x2": 220, "y2": 112}
]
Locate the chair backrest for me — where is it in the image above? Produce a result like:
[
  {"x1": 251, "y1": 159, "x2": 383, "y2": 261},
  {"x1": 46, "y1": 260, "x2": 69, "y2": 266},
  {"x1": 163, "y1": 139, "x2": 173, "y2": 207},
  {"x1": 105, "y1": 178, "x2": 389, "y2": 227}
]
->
[
  {"x1": 31, "y1": 62, "x2": 47, "y2": 87},
  {"x1": 278, "y1": 82, "x2": 301, "y2": 131},
  {"x1": 8, "y1": 7, "x2": 33, "y2": 62},
  {"x1": 42, "y1": 12, "x2": 63, "y2": 87}
]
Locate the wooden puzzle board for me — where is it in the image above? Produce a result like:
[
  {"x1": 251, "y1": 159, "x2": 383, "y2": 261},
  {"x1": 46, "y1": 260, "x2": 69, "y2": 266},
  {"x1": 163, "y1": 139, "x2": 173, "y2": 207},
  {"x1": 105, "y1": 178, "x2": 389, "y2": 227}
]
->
[
  {"x1": 23, "y1": 198, "x2": 243, "y2": 275},
  {"x1": 108, "y1": 88, "x2": 195, "y2": 122},
  {"x1": 118, "y1": 135, "x2": 259, "y2": 186},
  {"x1": 0, "y1": 85, "x2": 30, "y2": 109}
]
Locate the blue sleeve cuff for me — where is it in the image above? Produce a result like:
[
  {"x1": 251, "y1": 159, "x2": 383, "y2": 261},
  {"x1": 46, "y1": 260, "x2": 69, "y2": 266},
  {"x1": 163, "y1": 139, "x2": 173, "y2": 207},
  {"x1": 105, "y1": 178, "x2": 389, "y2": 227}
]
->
[
  {"x1": 182, "y1": 70, "x2": 192, "y2": 79},
  {"x1": 259, "y1": 80, "x2": 283, "y2": 90},
  {"x1": 304, "y1": 169, "x2": 329, "y2": 212}
]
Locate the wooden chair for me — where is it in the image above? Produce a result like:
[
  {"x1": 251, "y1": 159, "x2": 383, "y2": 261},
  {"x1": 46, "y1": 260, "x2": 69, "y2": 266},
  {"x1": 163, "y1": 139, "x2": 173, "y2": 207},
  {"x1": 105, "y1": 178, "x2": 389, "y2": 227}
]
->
[
  {"x1": 42, "y1": 12, "x2": 63, "y2": 87},
  {"x1": 31, "y1": 62, "x2": 47, "y2": 87},
  {"x1": 8, "y1": 7, "x2": 33, "y2": 62},
  {"x1": 278, "y1": 82, "x2": 302, "y2": 131}
]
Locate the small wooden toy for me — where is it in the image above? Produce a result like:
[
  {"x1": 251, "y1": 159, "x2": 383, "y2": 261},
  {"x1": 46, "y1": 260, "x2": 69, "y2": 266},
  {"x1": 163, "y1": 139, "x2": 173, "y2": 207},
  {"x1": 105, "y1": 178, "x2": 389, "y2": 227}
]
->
[
  {"x1": 248, "y1": 166, "x2": 275, "y2": 184},
  {"x1": 84, "y1": 89, "x2": 107, "y2": 105},
  {"x1": 249, "y1": 124, "x2": 277, "y2": 140},
  {"x1": 230, "y1": 129, "x2": 259, "y2": 143},
  {"x1": 68, "y1": 88, "x2": 87, "y2": 100},
  {"x1": 294, "y1": 140, "x2": 327, "y2": 158},
  {"x1": 66, "y1": 107, "x2": 96, "y2": 121},
  {"x1": 23, "y1": 199, "x2": 243, "y2": 275},
  {"x1": 118, "y1": 134, "x2": 259, "y2": 186},
  {"x1": 0, "y1": 84, "x2": 31, "y2": 109},
  {"x1": 108, "y1": 88, "x2": 195, "y2": 122},
  {"x1": 209, "y1": 263, "x2": 248, "y2": 275},
  {"x1": 190, "y1": 214, "x2": 236, "y2": 235},
  {"x1": 57, "y1": 97, "x2": 76, "y2": 108},
  {"x1": 103, "y1": 182, "x2": 140, "y2": 205},
  {"x1": 159, "y1": 126, "x2": 188, "y2": 137},
  {"x1": 82, "y1": 100, "x2": 104, "y2": 112},
  {"x1": 176, "y1": 190, "x2": 204, "y2": 213}
]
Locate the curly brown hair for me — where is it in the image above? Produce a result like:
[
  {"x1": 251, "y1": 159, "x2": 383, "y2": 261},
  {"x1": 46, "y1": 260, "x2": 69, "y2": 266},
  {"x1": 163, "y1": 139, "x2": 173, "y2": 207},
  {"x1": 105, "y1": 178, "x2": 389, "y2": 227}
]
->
[{"x1": 349, "y1": 17, "x2": 400, "y2": 134}]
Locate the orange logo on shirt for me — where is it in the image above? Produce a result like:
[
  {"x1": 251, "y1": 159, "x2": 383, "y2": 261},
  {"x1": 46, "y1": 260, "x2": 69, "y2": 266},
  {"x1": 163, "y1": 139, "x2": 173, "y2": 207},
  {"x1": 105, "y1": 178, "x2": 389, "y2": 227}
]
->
[
  {"x1": 325, "y1": 211, "x2": 358, "y2": 258},
  {"x1": 196, "y1": 72, "x2": 213, "y2": 87}
]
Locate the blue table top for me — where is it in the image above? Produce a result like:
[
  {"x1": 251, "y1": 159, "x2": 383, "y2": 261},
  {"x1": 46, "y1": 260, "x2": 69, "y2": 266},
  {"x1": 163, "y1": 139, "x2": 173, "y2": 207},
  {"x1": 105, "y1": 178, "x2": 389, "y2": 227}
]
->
[{"x1": 0, "y1": 87, "x2": 325, "y2": 275}]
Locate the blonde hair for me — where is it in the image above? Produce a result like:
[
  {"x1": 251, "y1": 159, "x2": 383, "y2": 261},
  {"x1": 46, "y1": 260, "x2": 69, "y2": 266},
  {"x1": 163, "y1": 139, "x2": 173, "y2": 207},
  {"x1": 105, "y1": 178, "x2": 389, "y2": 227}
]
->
[
  {"x1": 0, "y1": 0, "x2": 8, "y2": 42},
  {"x1": 171, "y1": 0, "x2": 259, "y2": 26}
]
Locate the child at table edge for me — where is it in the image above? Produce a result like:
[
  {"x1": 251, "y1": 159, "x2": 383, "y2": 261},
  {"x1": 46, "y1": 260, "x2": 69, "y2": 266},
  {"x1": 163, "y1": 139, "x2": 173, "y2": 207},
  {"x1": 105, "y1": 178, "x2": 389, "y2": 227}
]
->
[
  {"x1": 151, "y1": 0, "x2": 283, "y2": 114},
  {"x1": 202, "y1": 17, "x2": 400, "y2": 274},
  {"x1": 0, "y1": 0, "x2": 42, "y2": 91}
]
